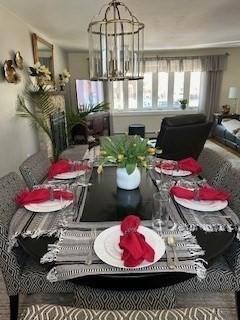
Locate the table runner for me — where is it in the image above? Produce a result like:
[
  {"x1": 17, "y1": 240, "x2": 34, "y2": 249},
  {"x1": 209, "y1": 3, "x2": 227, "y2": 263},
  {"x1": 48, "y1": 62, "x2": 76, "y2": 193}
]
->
[
  {"x1": 8, "y1": 185, "x2": 86, "y2": 251},
  {"x1": 41, "y1": 221, "x2": 206, "y2": 282},
  {"x1": 149, "y1": 169, "x2": 240, "y2": 238}
]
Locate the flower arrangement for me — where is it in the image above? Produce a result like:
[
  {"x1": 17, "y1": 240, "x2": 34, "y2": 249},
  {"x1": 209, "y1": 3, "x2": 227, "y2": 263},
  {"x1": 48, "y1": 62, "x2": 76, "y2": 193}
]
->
[
  {"x1": 29, "y1": 62, "x2": 52, "y2": 86},
  {"x1": 59, "y1": 69, "x2": 71, "y2": 90},
  {"x1": 98, "y1": 135, "x2": 156, "y2": 175}
]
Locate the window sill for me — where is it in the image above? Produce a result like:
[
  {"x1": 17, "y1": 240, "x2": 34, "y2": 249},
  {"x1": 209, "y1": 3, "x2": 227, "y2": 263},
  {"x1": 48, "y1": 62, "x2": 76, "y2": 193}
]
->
[{"x1": 111, "y1": 109, "x2": 198, "y2": 117}]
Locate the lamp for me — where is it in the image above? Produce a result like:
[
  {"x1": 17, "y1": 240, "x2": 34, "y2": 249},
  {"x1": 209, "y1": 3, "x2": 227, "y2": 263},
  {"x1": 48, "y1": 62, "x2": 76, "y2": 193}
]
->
[
  {"x1": 88, "y1": 0, "x2": 144, "y2": 81},
  {"x1": 228, "y1": 87, "x2": 240, "y2": 114}
]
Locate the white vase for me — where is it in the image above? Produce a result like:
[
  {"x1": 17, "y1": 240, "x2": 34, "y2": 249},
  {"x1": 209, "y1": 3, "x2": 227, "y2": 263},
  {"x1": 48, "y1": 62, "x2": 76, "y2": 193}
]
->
[{"x1": 116, "y1": 167, "x2": 141, "y2": 190}]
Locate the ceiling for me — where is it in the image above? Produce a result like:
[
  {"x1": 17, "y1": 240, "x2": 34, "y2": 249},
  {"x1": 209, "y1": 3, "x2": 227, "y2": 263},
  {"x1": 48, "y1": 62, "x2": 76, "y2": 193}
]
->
[{"x1": 1, "y1": 0, "x2": 240, "y2": 51}]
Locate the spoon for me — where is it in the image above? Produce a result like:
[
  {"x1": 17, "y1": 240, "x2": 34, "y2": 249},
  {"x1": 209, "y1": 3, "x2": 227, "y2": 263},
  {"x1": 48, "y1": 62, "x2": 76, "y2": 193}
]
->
[{"x1": 167, "y1": 236, "x2": 178, "y2": 266}]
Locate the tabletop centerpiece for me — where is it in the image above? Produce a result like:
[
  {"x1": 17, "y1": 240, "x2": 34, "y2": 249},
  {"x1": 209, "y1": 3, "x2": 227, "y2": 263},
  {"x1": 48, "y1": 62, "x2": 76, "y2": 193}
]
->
[{"x1": 98, "y1": 135, "x2": 155, "y2": 190}]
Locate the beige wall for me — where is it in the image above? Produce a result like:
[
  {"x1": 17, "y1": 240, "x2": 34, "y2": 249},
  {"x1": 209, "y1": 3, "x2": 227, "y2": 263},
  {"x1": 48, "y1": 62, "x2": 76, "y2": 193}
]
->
[
  {"x1": 67, "y1": 47, "x2": 240, "y2": 134},
  {"x1": 0, "y1": 5, "x2": 68, "y2": 177},
  {"x1": 68, "y1": 52, "x2": 89, "y2": 109}
]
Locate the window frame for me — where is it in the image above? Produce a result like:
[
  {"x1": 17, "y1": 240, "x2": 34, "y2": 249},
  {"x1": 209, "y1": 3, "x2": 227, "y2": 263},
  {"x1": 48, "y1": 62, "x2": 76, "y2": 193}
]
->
[{"x1": 112, "y1": 71, "x2": 201, "y2": 112}]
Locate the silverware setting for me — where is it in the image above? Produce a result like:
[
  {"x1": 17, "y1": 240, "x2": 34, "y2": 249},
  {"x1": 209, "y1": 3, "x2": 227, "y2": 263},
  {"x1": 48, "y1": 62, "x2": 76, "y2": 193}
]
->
[
  {"x1": 85, "y1": 229, "x2": 97, "y2": 265},
  {"x1": 166, "y1": 236, "x2": 179, "y2": 268}
]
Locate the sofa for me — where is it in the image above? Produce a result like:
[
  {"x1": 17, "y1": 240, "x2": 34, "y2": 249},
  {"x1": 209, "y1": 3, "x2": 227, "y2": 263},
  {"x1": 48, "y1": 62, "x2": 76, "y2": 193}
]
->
[{"x1": 212, "y1": 114, "x2": 240, "y2": 151}]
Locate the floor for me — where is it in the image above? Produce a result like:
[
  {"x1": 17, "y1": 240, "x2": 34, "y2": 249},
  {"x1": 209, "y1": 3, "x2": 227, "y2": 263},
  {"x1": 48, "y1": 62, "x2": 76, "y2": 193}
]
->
[{"x1": 1, "y1": 139, "x2": 239, "y2": 320}]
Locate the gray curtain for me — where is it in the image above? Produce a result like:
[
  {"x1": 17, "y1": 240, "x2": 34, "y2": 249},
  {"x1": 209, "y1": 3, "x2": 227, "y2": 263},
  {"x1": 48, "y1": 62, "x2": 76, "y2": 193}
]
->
[
  {"x1": 144, "y1": 54, "x2": 228, "y2": 120},
  {"x1": 199, "y1": 71, "x2": 223, "y2": 120},
  {"x1": 144, "y1": 54, "x2": 227, "y2": 73}
]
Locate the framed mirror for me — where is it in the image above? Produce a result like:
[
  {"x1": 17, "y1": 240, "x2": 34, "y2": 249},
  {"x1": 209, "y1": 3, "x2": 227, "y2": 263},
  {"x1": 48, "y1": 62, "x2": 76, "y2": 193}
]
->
[{"x1": 32, "y1": 33, "x2": 55, "y2": 84}]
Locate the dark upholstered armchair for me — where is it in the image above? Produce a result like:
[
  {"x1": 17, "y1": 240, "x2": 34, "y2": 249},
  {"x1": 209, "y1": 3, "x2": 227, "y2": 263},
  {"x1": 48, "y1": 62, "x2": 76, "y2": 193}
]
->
[{"x1": 155, "y1": 114, "x2": 213, "y2": 160}]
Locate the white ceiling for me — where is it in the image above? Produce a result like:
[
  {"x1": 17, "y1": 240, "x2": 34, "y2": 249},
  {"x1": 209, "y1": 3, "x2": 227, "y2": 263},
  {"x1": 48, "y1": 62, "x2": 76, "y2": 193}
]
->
[{"x1": 1, "y1": 0, "x2": 240, "y2": 51}]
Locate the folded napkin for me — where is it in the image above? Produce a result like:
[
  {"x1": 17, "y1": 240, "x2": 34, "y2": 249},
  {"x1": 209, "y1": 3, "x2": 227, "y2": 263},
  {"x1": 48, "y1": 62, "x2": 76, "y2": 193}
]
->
[
  {"x1": 170, "y1": 185, "x2": 230, "y2": 201},
  {"x1": 16, "y1": 188, "x2": 73, "y2": 206},
  {"x1": 48, "y1": 160, "x2": 89, "y2": 178},
  {"x1": 157, "y1": 157, "x2": 202, "y2": 174},
  {"x1": 178, "y1": 158, "x2": 202, "y2": 174},
  {"x1": 119, "y1": 215, "x2": 155, "y2": 267}
]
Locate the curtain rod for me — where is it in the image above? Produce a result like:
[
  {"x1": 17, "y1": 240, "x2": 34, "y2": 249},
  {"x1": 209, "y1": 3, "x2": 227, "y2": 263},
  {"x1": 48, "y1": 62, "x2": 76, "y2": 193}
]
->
[{"x1": 144, "y1": 53, "x2": 229, "y2": 59}]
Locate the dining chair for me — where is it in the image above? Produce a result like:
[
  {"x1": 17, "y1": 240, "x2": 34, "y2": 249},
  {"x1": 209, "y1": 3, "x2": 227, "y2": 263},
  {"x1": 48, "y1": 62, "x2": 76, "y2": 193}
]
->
[
  {"x1": 174, "y1": 165, "x2": 240, "y2": 319},
  {"x1": 19, "y1": 150, "x2": 51, "y2": 189},
  {"x1": 155, "y1": 114, "x2": 212, "y2": 160},
  {"x1": 198, "y1": 147, "x2": 232, "y2": 188},
  {"x1": 0, "y1": 172, "x2": 74, "y2": 320},
  {"x1": 20, "y1": 304, "x2": 225, "y2": 320},
  {"x1": 74, "y1": 285, "x2": 176, "y2": 310},
  {"x1": 50, "y1": 111, "x2": 68, "y2": 156}
]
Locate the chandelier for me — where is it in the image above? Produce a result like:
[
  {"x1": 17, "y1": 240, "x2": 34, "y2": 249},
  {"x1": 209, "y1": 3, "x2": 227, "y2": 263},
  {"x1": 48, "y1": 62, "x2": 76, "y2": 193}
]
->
[{"x1": 88, "y1": 0, "x2": 144, "y2": 81}]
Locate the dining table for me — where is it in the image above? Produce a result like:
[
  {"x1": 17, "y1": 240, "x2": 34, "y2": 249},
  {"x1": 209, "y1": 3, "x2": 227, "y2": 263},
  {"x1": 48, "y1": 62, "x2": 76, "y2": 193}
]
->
[{"x1": 17, "y1": 166, "x2": 236, "y2": 290}]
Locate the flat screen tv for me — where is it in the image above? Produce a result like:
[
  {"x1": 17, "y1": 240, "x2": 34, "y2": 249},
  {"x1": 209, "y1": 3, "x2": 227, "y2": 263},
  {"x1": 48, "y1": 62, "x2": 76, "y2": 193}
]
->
[{"x1": 76, "y1": 80, "x2": 104, "y2": 111}]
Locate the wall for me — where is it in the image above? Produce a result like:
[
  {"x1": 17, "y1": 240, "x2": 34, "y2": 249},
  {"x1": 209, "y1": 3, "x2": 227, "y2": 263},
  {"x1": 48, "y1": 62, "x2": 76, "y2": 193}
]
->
[
  {"x1": 67, "y1": 47, "x2": 240, "y2": 135},
  {"x1": 0, "y1": 5, "x2": 68, "y2": 176},
  {"x1": 68, "y1": 52, "x2": 89, "y2": 109}
]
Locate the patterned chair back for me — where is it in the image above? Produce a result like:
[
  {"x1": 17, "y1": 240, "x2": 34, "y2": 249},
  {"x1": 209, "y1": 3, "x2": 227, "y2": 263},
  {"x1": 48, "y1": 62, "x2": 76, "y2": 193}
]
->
[
  {"x1": 19, "y1": 151, "x2": 51, "y2": 189},
  {"x1": 220, "y1": 167, "x2": 240, "y2": 217},
  {"x1": 50, "y1": 111, "x2": 68, "y2": 156},
  {"x1": 198, "y1": 147, "x2": 232, "y2": 188},
  {"x1": 0, "y1": 172, "x2": 26, "y2": 295}
]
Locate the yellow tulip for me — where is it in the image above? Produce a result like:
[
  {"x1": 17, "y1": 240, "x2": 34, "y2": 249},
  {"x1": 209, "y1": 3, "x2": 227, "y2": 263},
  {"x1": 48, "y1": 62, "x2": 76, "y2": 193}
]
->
[
  {"x1": 97, "y1": 165, "x2": 103, "y2": 174},
  {"x1": 147, "y1": 147, "x2": 156, "y2": 155},
  {"x1": 117, "y1": 154, "x2": 124, "y2": 161},
  {"x1": 138, "y1": 156, "x2": 145, "y2": 161}
]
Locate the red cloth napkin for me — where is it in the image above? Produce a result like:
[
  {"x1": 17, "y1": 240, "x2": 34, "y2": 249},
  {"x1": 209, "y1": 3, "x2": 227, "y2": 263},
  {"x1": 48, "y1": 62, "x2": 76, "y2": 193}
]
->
[
  {"x1": 178, "y1": 158, "x2": 202, "y2": 174},
  {"x1": 48, "y1": 160, "x2": 89, "y2": 178},
  {"x1": 119, "y1": 215, "x2": 155, "y2": 267},
  {"x1": 170, "y1": 186, "x2": 230, "y2": 201},
  {"x1": 157, "y1": 158, "x2": 202, "y2": 174},
  {"x1": 16, "y1": 188, "x2": 73, "y2": 206}
]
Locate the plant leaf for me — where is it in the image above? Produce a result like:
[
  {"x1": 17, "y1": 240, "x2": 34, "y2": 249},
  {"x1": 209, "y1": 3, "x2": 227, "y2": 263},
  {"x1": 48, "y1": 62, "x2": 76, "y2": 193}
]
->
[{"x1": 126, "y1": 163, "x2": 136, "y2": 175}]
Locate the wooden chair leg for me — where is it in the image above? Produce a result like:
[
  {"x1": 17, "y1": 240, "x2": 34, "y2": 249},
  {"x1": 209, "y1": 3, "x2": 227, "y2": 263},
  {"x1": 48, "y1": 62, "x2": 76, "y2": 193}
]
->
[{"x1": 10, "y1": 295, "x2": 19, "y2": 320}]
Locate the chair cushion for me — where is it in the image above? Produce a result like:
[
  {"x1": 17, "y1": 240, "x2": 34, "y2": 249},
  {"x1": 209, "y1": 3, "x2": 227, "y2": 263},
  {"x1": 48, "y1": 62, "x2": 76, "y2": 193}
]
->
[
  {"x1": 74, "y1": 285, "x2": 176, "y2": 310},
  {"x1": 20, "y1": 258, "x2": 74, "y2": 295},
  {"x1": 20, "y1": 304, "x2": 224, "y2": 320},
  {"x1": 173, "y1": 256, "x2": 236, "y2": 294},
  {"x1": 163, "y1": 114, "x2": 206, "y2": 127}
]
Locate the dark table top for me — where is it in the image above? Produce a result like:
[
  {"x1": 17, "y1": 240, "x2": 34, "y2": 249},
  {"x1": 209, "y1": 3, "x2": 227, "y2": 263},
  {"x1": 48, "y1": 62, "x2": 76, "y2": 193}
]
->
[{"x1": 19, "y1": 167, "x2": 236, "y2": 289}]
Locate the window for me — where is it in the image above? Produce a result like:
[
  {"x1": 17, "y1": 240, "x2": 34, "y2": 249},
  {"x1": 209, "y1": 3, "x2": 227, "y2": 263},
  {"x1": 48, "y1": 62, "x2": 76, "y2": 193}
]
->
[
  {"x1": 112, "y1": 71, "x2": 201, "y2": 111},
  {"x1": 189, "y1": 72, "x2": 201, "y2": 107},
  {"x1": 143, "y1": 73, "x2": 152, "y2": 108},
  {"x1": 113, "y1": 81, "x2": 124, "y2": 110},
  {"x1": 128, "y1": 80, "x2": 138, "y2": 109},
  {"x1": 173, "y1": 72, "x2": 184, "y2": 107},
  {"x1": 158, "y1": 72, "x2": 168, "y2": 107}
]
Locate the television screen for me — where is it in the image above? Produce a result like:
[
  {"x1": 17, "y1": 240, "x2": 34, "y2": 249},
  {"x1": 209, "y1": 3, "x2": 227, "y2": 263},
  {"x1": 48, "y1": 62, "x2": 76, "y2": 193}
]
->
[{"x1": 76, "y1": 80, "x2": 104, "y2": 110}]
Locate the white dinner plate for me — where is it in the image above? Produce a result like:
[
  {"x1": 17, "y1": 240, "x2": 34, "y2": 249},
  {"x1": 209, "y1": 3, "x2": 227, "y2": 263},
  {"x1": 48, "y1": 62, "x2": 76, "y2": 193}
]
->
[
  {"x1": 155, "y1": 166, "x2": 192, "y2": 177},
  {"x1": 24, "y1": 199, "x2": 73, "y2": 213},
  {"x1": 53, "y1": 170, "x2": 85, "y2": 180},
  {"x1": 174, "y1": 196, "x2": 228, "y2": 212},
  {"x1": 94, "y1": 225, "x2": 165, "y2": 269}
]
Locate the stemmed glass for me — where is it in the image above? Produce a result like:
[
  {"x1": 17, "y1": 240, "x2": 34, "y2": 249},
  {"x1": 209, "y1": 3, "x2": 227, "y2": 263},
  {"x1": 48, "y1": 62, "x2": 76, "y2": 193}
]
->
[{"x1": 152, "y1": 191, "x2": 170, "y2": 235}]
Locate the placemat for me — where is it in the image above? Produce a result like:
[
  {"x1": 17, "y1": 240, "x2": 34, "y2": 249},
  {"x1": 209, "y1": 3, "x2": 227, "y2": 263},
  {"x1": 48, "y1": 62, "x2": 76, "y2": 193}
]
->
[
  {"x1": 41, "y1": 222, "x2": 206, "y2": 282},
  {"x1": 149, "y1": 169, "x2": 240, "y2": 238},
  {"x1": 8, "y1": 185, "x2": 86, "y2": 251}
]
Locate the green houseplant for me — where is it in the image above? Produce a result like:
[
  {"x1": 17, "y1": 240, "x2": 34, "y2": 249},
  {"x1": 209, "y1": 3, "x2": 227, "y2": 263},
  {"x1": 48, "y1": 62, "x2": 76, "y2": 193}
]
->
[
  {"x1": 179, "y1": 99, "x2": 188, "y2": 110},
  {"x1": 98, "y1": 135, "x2": 155, "y2": 190}
]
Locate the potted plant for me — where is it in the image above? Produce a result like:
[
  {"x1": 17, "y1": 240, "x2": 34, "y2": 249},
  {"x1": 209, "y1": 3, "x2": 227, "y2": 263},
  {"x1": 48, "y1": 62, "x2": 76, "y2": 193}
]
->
[
  {"x1": 179, "y1": 99, "x2": 188, "y2": 110},
  {"x1": 98, "y1": 135, "x2": 155, "y2": 190}
]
